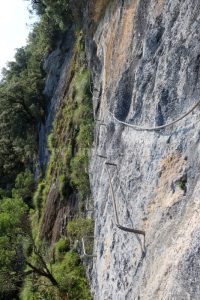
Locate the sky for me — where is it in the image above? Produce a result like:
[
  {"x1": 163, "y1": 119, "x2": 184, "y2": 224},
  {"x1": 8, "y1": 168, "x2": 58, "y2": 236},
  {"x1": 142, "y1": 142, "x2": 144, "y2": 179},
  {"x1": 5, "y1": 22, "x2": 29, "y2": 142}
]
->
[{"x1": 0, "y1": 0, "x2": 37, "y2": 73}]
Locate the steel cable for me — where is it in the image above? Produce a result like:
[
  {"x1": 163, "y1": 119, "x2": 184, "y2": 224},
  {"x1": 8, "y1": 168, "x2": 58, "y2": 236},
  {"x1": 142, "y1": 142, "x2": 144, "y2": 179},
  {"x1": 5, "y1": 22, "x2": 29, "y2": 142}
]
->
[
  {"x1": 107, "y1": 98, "x2": 200, "y2": 131},
  {"x1": 104, "y1": 162, "x2": 145, "y2": 235}
]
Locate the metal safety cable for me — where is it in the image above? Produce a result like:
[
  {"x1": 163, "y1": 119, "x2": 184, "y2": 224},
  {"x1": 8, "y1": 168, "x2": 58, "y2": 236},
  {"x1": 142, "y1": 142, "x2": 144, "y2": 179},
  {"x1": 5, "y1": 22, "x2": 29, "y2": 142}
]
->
[
  {"x1": 108, "y1": 98, "x2": 200, "y2": 131},
  {"x1": 104, "y1": 162, "x2": 145, "y2": 235},
  {"x1": 89, "y1": 76, "x2": 200, "y2": 131}
]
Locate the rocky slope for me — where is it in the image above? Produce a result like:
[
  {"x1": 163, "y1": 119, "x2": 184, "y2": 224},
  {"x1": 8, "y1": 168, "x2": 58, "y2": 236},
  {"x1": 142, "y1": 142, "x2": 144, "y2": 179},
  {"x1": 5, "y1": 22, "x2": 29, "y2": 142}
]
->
[
  {"x1": 86, "y1": 0, "x2": 200, "y2": 299},
  {"x1": 38, "y1": 27, "x2": 75, "y2": 170}
]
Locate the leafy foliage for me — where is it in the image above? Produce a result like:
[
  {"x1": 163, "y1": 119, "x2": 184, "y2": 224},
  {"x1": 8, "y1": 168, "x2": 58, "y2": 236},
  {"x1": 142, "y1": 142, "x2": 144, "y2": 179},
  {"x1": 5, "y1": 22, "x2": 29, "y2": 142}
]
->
[
  {"x1": 30, "y1": 0, "x2": 71, "y2": 30},
  {"x1": 0, "y1": 2, "x2": 64, "y2": 188},
  {"x1": 0, "y1": 197, "x2": 61, "y2": 298},
  {"x1": 20, "y1": 277, "x2": 61, "y2": 300},
  {"x1": 53, "y1": 252, "x2": 92, "y2": 300},
  {"x1": 33, "y1": 180, "x2": 46, "y2": 217},
  {"x1": 67, "y1": 218, "x2": 94, "y2": 244},
  {"x1": 24, "y1": 33, "x2": 94, "y2": 299},
  {"x1": 0, "y1": 2, "x2": 94, "y2": 298},
  {"x1": 0, "y1": 197, "x2": 28, "y2": 294},
  {"x1": 21, "y1": 251, "x2": 92, "y2": 300},
  {"x1": 54, "y1": 236, "x2": 71, "y2": 261},
  {"x1": 12, "y1": 170, "x2": 35, "y2": 206},
  {"x1": 47, "y1": 66, "x2": 93, "y2": 201}
]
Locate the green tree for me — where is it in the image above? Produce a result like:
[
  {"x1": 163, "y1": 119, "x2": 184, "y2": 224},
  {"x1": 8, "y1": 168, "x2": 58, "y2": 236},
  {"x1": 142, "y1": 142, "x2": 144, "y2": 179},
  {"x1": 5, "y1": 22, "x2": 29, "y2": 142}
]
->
[
  {"x1": 0, "y1": 197, "x2": 60, "y2": 297},
  {"x1": 0, "y1": 12, "x2": 59, "y2": 188},
  {"x1": 0, "y1": 197, "x2": 28, "y2": 293},
  {"x1": 12, "y1": 170, "x2": 35, "y2": 206},
  {"x1": 29, "y1": 0, "x2": 70, "y2": 29}
]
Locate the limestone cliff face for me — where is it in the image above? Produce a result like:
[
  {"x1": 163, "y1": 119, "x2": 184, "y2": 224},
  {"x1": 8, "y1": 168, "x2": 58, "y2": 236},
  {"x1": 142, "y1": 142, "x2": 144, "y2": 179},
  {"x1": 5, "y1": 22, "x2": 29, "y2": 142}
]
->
[
  {"x1": 37, "y1": 0, "x2": 200, "y2": 298},
  {"x1": 38, "y1": 27, "x2": 76, "y2": 244},
  {"x1": 87, "y1": 0, "x2": 200, "y2": 299},
  {"x1": 39, "y1": 27, "x2": 75, "y2": 170}
]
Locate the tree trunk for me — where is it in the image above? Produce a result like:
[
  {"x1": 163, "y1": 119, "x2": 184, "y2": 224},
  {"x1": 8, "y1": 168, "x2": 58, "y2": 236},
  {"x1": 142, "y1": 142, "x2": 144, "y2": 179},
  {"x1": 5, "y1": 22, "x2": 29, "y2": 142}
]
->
[{"x1": 26, "y1": 261, "x2": 59, "y2": 287}]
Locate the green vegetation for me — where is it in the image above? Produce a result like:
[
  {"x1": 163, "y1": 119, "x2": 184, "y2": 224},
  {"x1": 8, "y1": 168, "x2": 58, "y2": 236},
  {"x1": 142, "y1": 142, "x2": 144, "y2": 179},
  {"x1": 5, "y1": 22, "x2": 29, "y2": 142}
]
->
[
  {"x1": 33, "y1": 180, "x2": 45, "y2": 216},
  {"x1": 21, "y1": 251, "x2": 92, "y2": 300},
  {"x1": 27, "y1": 33, "x2": 94, "y2": 298},
  {"x1": 0, "y1": 1, "x2": 94, "y2": 299},
  {"x1": 30, "y1": 0, "x2": 71, "y2": 30},
  {"x1": 68, "y1": 218, "x2": 95, "y2": 256},
  {"x1": 0, "y1": 12, "x2": 58, "y2": 188},
  {"x1": 0, "y1": 194, "x2": 76, "y2": 299},
  {"x1": 54, "y1": 236, "x2": 71, "y2": 260},
  {"x1": 67, "y1": 218, "x2": 94, "y2": 244},
  {"x1": 37, "y1": 33, "x2": 93, "y2": 207},
  {"x1": 0, "y1": 11, "x2": 61, "y2": 296},
  {"x1": 52, "y1": 252, "x2": 92, "y2": 300},
  {"x1": 0, "y1": 200, "x2": 93, "y2": 298},
  {"x1": 12, "y1": 170, "x2": 35, "y2": 206},
  {"x1": 177, "y1": 175, "x2": 187, "y2": 193},
  {"x1": 25, "y1": 33, "x2": 94, "y2": 298},
  {"x1": 0, "y1": 197, "x2": 28, "y2": 294}
]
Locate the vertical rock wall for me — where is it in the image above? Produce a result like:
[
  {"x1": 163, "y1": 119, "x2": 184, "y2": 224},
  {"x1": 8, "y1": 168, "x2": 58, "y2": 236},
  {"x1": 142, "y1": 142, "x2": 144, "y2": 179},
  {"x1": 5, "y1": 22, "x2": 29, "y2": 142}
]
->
[
  {"x1": 37, "y1": 27, "x2": 76, "y2": 244},
  {"x1": 39, "y1": 27, "x2": 75, "y2": 170},
  {"x1": 88, "y1": 0, "x2": 200, "y2": 299}
]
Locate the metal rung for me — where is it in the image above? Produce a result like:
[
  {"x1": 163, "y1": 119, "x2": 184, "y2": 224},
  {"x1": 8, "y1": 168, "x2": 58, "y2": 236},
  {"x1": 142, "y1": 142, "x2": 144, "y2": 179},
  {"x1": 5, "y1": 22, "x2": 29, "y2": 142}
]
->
[
  {"x1": 105, "y1": 162, "x2": 117, "y2": 167},
  {"x1": 82, "y1": 236, "x2": 96, "y2": 258},
  {"x1": 97, "y1": 154, "x2": 107, "y2": 159},
  {"x1": 95, "y1": 122, "x2": 107, "y2": 146},
  {"x1": 85, "y1": 198, "x2": 94, "y2": 212},
  {"x1": 104, "y1": 162, "x2": 145, "y2": 236}
]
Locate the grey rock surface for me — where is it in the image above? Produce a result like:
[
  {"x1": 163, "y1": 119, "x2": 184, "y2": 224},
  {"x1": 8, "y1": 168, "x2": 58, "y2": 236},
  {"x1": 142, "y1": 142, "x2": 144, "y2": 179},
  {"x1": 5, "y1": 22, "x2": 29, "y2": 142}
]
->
[
  {"x1": 87, "y1": 0, "x2": 200, "y2": 299},
  {"x1": 38, "y1": 27, "x2": 75, "y2": 170}
]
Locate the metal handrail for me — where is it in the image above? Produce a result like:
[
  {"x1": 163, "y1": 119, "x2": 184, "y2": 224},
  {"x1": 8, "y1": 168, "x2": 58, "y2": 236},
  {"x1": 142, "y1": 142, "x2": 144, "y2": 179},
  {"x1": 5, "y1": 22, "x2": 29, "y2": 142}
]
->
[
  {"x1": 96, "y1": 129, "x2": 145, "y2": 235},
  {"x1": 107, "y1": 98, "x2": 200, "y2": 131},
  {"x1": 104, "y1": 162, "x2": 145, "y2": 236},
  {"x1": 81, "y1": 236, "x2": 97, "y2": 258},
  {"x1": 89, "y1": 71, "x2": 200, "y2": 132}
]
